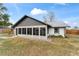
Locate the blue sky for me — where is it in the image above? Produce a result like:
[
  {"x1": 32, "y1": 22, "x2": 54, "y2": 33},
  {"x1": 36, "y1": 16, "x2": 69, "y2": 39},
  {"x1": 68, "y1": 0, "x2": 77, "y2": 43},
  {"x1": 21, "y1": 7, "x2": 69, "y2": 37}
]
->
[{"x1": 3, "y1": 3, "x2": 79, "y2": 27}]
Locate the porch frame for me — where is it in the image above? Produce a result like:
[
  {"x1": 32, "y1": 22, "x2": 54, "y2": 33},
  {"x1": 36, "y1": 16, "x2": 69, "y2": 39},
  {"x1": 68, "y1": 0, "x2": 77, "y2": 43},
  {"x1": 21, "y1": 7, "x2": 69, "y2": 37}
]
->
[{"x1": 14, "y1": 25, "x2": 48, "y2": 40}]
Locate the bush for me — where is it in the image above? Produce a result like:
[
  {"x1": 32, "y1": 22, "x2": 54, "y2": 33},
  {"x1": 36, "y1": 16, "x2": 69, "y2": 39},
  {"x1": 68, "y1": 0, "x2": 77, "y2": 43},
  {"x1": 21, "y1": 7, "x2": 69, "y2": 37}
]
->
[{"x1": 0, "y1": 21, "x2": 12, "y2": 26}]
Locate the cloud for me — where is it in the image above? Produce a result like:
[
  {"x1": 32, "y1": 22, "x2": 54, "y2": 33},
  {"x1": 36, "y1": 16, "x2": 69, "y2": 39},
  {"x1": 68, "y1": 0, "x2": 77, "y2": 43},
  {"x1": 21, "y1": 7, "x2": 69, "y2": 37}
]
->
[
  {"x1": 63, "y1": 16, "x2": 79, "y2": 27},
  {"x1": 30, "y1": 8, "x2": 48, "y2": 15},
  {"x1": 64, "y1": 20, "x2": 78, "y2": 27},
  {"x1": 73, "y1": 22, "x2": 77, "y2": 26},
  {"x1": 64, "y1": 21, "x2": 69, "y2": 24}
]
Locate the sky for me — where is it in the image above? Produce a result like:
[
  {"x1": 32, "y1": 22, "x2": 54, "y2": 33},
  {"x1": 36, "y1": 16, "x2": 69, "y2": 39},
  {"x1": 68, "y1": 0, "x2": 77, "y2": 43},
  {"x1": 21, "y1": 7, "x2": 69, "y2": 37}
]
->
[{"x1": 3, "y1": 3, "x2": 79, "y2": 27}]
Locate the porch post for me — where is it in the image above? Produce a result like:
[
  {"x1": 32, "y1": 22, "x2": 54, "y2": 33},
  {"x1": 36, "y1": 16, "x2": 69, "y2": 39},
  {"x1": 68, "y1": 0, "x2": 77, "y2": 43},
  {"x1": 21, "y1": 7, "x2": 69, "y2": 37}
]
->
[
  {"x1": 46, "y1": 26, "x2": 48, "y2": 39},
  {"x1": 39, "y1": 27, "x2": 40, "y2": 39},
  {"x1": 32, "y1": 27, "x2": 33, "y2": 37},
  {"x1": 14, "y1": 28, "x2": 16, "y2": 36}
]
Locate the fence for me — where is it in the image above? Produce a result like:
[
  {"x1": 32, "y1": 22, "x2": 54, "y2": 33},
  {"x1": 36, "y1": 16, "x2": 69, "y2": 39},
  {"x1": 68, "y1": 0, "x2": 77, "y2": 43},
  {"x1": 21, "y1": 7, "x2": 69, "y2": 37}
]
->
[
  {"x1": 0, "y1": 28, "x2": 13, "y2": 34},
  {"x1": 66, "y1": 29, "x2": 79, "y2": 35}
]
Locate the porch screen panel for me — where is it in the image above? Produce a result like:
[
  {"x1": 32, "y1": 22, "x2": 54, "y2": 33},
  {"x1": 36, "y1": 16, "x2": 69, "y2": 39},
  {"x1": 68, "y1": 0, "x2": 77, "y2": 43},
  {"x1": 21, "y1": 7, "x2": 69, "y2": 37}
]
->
[
  {"x1": 40, "y1": 27, "x2": 46, "y2": 36},
  {"x1": 27, "y1": 28, "x2": 32, "y2": 35},
  {"x1": 22, "y1": 28, "x2": 26, "y2": 34},
  {"x1": 18, "y1": 28, "x2": 21, "y2": 34},
  {"x1": 33, "y1": 28, "x2": 39, "y2": 35}
]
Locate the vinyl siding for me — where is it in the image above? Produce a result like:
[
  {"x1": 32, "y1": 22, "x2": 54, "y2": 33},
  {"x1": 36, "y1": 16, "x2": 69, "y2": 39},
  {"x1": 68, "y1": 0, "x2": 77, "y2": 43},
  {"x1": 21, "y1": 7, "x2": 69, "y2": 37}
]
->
[
  {"x1": 49, "y1": 27, "x2": 65, "y2": 37},
  {"x1": 16, "y1": 17, "x2": 45, "y2": 27}
]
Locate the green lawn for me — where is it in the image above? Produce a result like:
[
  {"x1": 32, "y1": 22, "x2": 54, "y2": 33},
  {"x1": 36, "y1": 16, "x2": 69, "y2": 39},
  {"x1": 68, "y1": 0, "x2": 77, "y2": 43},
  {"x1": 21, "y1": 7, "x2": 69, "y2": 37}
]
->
[{"x1": 0, "y1": 35, "x2": 79, "y2": 56}]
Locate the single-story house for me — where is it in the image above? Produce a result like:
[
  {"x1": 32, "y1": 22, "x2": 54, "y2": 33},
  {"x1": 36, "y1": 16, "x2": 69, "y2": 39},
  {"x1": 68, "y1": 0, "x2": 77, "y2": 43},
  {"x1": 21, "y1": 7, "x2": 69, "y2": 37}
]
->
[{"x1": 12, "y1": 15, "x2": 67, "y2": 40}]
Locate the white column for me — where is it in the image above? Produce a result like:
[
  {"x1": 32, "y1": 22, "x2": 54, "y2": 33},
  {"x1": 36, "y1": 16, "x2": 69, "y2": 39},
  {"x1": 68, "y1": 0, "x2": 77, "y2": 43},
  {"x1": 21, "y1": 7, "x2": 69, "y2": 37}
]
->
[
  {"x1": 32, "y1": 27, "x2": 33, "y2": 37},
  {"x1": 14, "y1": 28, "x2": 16, "y2": 36},
  {"x1": 64, "y1": 28, "x2": 66, "y2": 37},
  {"x1": 39, "y1": 27, "x2": 40, "y2": 39},
  {"x1": 17, "y1": 28, "x2": 19, "y2": 35},
  {"x1": 45, "y1": 26, "x2": 48, "y2": 39}
]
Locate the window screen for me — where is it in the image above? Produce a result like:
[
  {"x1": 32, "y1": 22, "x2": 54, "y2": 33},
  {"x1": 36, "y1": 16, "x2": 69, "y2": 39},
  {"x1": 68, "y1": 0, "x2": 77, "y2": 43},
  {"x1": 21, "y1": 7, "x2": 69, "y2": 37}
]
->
[
  {"x1": 54, "y1": 28, "x2": 59, "y2": 33},
  {"x1": 22, "y1": 28, "x2": 26, "y2": 34},
  {"x1": 33, "y1": 28, "x2": 39, "y2": 35},
  {"x1": 40, "y1": 28, "x2": 46, "y2": 36},
  {"x1": 27, "y1": 28, "x2": 32, "y2": 35}
]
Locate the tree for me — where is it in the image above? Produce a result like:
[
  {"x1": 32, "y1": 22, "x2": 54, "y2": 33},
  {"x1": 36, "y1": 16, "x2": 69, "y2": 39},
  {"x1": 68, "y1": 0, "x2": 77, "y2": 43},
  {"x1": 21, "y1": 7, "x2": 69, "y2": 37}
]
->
[
  {"x1": 0, "y1": 3, "x2": 10, "y2": 22},
  {"x1": 0, "y1": 3, "x2": 7, "y2": 14},
  {"x1": 0, "y1": 21, "x2": 12, "y2": 26},
  {"x1": 2, "y1": 14, "x2": 10, "y2": 22},
  {"x1": 0, "y1": 3, "x2": 11, "y2": 26},
  {"x1": 44, "y1": 11, "x2": 55, "y2": 23}
]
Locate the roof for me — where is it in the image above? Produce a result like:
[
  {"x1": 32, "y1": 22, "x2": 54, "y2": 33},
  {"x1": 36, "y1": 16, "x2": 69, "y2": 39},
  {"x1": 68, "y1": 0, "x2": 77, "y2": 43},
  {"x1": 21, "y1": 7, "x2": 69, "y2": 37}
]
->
[
  {"x1": 12, "y1": 15, "x2": 51, "y2": 28},
  {"x1": 12, "y1": 15, "x2": 68, "y2": 28},
  {"x1": 46, "y1": 21, "x2": 68, "y2": 27}
]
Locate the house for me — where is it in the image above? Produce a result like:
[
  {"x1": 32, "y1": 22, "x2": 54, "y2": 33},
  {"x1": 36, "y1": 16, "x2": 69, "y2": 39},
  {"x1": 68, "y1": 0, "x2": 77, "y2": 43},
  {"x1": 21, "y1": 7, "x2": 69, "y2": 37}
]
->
[{"x1": 12, "y1": 15, "x2": 67, "y2": 40}]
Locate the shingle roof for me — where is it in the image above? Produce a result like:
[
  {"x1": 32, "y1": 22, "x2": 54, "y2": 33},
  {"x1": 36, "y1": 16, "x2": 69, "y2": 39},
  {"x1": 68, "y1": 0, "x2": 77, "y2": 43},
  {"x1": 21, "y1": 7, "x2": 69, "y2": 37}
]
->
[
  {"x1": 12, "y1": 15, "x2": 51, "y2": 28},
  {"x1": 45, "y1": 20, "x2": 68, "y2": 27},
  {"x1": 12, "y1": 15, "x2": 68, "y2": 28}
]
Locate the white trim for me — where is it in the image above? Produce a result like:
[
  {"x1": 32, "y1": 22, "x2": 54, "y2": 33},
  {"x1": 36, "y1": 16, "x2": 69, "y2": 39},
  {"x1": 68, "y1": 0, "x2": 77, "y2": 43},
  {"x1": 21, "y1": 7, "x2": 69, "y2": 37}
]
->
[
  {"x1": 45, "y1": 26, "x2": 48, "y2": 39},
  {"x1": 14, "y1": 29, "x2": 16, "y2": 36},
  {"x1": 17, "y1": 28, "x2": 19, "y2": 35},
  {"x1": 15, "y1": 25, "x2": 47, "y2": 28},
  {"x1": 39, "y1": 27, "x2": 40, "y2": 39},
  {"x1": 32, "y1": 27, "x2": 33, "y2": 37}
]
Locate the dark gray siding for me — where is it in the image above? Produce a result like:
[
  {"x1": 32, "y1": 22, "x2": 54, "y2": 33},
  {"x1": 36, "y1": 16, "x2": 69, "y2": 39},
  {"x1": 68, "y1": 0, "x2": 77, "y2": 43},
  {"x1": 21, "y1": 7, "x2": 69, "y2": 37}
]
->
[{"x1": 16, "y1": 17, "x2": 45, "y2": 27}]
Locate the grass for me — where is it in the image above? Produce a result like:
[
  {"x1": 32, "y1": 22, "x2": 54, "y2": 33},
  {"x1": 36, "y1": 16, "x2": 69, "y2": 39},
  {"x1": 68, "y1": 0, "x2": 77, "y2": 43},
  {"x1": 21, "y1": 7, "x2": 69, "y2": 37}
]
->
[{"x1": 0, "y1": 35, "x2": 79, "y2": 55}]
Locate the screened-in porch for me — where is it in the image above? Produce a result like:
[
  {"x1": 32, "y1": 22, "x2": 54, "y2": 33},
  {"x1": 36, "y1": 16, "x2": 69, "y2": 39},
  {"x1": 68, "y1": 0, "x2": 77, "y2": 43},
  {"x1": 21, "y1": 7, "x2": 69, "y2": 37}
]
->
[{"x1": 14, "y1": 26, "x2": 47, "y2": 39}]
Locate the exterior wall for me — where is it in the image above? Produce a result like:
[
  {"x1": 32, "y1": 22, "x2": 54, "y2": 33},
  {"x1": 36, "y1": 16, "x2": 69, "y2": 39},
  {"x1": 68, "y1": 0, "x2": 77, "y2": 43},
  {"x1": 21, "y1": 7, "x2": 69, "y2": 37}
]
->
[
  {"x1": 48, "y1": 27, "x2": 65, "y2": 37},
  {"x1": 16, "y1": 18, "x2": 45, "y2": 27},
  {"x1": 59, "y1": 28, "x2": 65, "y2": 37},
  {"x1": 49, "y1": 28, "x2": 54, "y2": 35}
]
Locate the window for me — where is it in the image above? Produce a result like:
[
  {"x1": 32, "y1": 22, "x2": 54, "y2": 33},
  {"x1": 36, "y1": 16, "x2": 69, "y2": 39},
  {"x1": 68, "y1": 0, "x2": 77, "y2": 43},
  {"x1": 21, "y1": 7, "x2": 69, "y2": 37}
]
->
[
  {"x1": 27, "y1": 28, "x2": 32, "y2": 35},
  {"x1": 18, "y1": 28, "x2": 21, "y2": 34},
  {"x1": 40, "y1": 28, "x2": 46, "y2": 36},
  {"x1": 22, "y1": 28, "x2": 26, "y2": 34},
  {"x1": 33, "y1": 28, "x2": 39, "y2": 35},
  {"x1": 54, "y1": 28, "x2": 59, "y2": 33}
]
